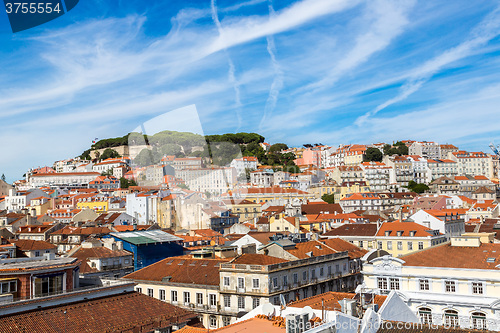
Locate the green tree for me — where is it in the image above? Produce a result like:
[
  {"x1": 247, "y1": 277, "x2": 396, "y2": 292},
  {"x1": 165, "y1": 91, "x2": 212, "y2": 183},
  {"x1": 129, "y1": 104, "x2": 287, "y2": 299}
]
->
[
  {"x1": 321, "y1": 193, "x2": 335, "y2": 204},
  {"x1": 406, "y1": 180, "x2": 429, "y2": 194},
  {"x1": 178, "y1": 183, "x2": 189, "y2": 190},
  {"x1": 1, "y1": 174, "x2": 5, "y2": 182},
  {"x1": 269, "y1": 143, "x2": 288, "y2": 153},
  {"x1": 100, "y1": 148, "x2": 120, "y2": 160},
  {"x1": 363, "y1": 147, "x2": 383, "y2": 162},
  {"x1": 120, "y1": 177, "x2": 130, "y2": 188}
]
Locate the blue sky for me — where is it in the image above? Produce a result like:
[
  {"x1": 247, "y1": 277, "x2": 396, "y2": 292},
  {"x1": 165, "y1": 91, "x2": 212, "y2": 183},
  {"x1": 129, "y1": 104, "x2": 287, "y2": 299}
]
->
[{"x1": 1, "y1": 0, "x2": 500, "y2": 182}]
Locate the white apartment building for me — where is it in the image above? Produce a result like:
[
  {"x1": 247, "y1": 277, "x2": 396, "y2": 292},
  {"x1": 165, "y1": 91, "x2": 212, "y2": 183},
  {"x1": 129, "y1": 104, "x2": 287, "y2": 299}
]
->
[
  {"x1": 409, "y1": 141, "x2": 441, "y2": 160},
  {"x1": 449, "y1": 151, "x2": 494, "y2": 179},
  {"x1": 230, "y1": 157, "x2": 258, "y2": 177},
  {"x1": 409, "y1": 209, "x2": 465, "y2": 240},
  {"x1": 427, "y1": 159, "x2": 458, "y2": 180},
  {"x1": 363, "y1": 233, "x2": 500, "y2": 330},
  {"x1": 29, "y1": 172, "x2": 100, "y2": 189},
  {"x1": 407, "y1": 156, "x2": 431, "y2": 184},
  {"x1": 5, "y1": 188, "x2": 50, "y2": 212},
  {"x1": 176, "y1": 167, "x2": 236, "y2": 194},
  {"x1": 360, "y1": 162, "x2": 392, "y2": 192}
]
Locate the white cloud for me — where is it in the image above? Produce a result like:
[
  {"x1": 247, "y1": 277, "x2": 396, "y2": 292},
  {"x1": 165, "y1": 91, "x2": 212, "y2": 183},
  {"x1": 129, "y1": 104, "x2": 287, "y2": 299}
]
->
[{"x1": 356, "y1": 5, "x2": 500, "y2": 125}]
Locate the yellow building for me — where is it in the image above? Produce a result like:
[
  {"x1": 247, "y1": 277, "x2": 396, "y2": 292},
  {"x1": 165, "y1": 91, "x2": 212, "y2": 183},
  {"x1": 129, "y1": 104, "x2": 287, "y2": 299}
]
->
[
  {"x1": 27, "y1": 197, "x2": 51, "y2": 216},
  {"x1": 374, "y1": 221, "x2": 447, "y2": 257},
  {"x1": 269, "y1": 215, "x2": 298, "y2": 233},
  {"x1": 76, "y1": 199, "x2": 109, "y2": 213},
  {"x1": 221, "y1": 198, "x2": 261, "y2": 223},
  {"x1": 232, "y1": 187, "x2": 315, "y2": 204}
]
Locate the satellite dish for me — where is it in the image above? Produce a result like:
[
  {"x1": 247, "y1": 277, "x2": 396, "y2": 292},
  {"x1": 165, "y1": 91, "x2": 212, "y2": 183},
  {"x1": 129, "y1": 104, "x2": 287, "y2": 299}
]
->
[
  {"x1": 302, "y1": 306, "x2": 315, "y2": 319},
  {"x1": 262, "y1": 303, "x2": 275, "y2": 317},
  {"x1": 280, "y1": 294, "x2": 286, "y2": 308}
]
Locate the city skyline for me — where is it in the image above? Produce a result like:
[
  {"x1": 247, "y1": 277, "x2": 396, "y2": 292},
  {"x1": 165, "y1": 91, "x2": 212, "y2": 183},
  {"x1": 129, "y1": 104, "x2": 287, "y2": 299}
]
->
[{"x1": 1, "y1": 0, "x2": 500, "y2": 181}]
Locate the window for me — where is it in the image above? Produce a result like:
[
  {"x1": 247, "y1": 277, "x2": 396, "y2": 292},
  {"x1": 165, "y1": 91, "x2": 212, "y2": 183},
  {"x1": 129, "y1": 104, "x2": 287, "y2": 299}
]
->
[
  {"x1": 303, "y1": 289, "x2": 308, "y2": 298},
  {"x1": 238, "y1": 296, "x2": 245, "y2": 310},
  {"x1": 252, "y1": 278, "x2": 259, "y2": 289},
  {"x1": 327, "y1": 266, "x2": 331, "y2": 276},
  {"x1": 389, "y1": 278, "x2": 400, "y2": 290},
  {"x1": 472, "y1": 282, "x2": 484, "y2": 294},
  {"x1": 444, "y1": 310, "x2": 459, "y2": 328},
  {"x1": 377, "y1": 277, "x2": 388, "y2": 290},
  {"x1": 196, "y1": 292, "x2": 203, "y2": 305},
  {"x1": 223, "y1": 276, "x2": 230, "y2": 286},
  {"x1": 159, "y1": 289, "x2": 165, "y2": 301},
  {"x1": 311, "y1": 269, "x2": 316, "y2": 279},
  {"x1": 222, "y1": 317, "x2": 231, "y2": 326},
  {"x1": 419, "y1": 279, "x2": 429, "y2": 291},
  {"x1": 419, "y1": 307, "x2": 432, "y2": 325},
  {"x1": 273, "y1": 277, "x2": 278, "y2": 288},
  {"x1": 238, "y1": 277, "x2": 245, "y2": 289},
  {"x1": 183, "y1": 291, "x2": 190, "y2": 304},
  {"x1": 418, "y1": 241, "x2": 424, "y2": 250},
  {"x1": 283, "y1": 276, "x2": 288, "y2": 286},
  {"x1": 209, "y1": 315, "x2": 217, "y2": 328},
  {"x1": 147, "y1": 288, "x2": 154, "y2": 297},
  {"x1": 408, "y1": 242, "x2": 413, "y2": 251},
  {"x1": 359, "y1": 241, "x2": 363, "y2": 247},
  {"x1": 171, "y1": 290, "x2": 178, "y2": 303},
  {"x1": 273, "y1": 296, "x2": 280, "y2": 305},
  {"x1": 34, "y1": 274, "x2": 64, "y2": 297},
  {"x1": 252, "y1": 297, "x2": 260, "y2": 309},
  {"x1": 445, "y1": 280, "x2": 456, "y2": 293},
  {"x1": 0, "y1": 280, "x2": 17, "y2": 294},
  {"x1": 302, "y1": 271, "x2": 307, "y2": 280},
  {"x1": 224, "y1": 295, "x2": 231, "y2": 308},
  {"x1": 209, "y1": 294, "x2": 217, "y2": 307},
  {"x1": 387, "y1": 241, "x2": 392, "y2": 250},
  {"x1": 397, "y1": 241, "x2": 403, "y2": 250},
  {"x1": 293, "y1": 273, "x2": 298, "y2": 284},
  {"x1": 319, "y1": 267, "x2": 324, "y2": 277},
  {"x1": 471, "y1": 312, "x2": 487, "y2": 330},
  {"x1": 35, "y1": 251, "x2": 40, "y2": 257},
  {"x1": 377, "y1": 241, "x2": 383, "y2": 249}
]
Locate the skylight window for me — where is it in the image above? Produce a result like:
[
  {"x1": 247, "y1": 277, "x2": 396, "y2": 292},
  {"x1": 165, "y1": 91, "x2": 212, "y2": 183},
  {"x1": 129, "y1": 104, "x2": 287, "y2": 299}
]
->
[{"x1": 486, "y1": 258, "x2": 496, "y2": 263}]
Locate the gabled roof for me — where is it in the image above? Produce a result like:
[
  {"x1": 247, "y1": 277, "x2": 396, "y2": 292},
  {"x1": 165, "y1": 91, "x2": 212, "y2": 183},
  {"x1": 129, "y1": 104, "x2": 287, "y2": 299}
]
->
[
  {"x1": 11, "y1": 239, "x2": 56, "y2": 251},
  {"x1": 289, "y1": 291, "x2": 386, "y2": 311},
  {"x1": 0, "y1": 291, "x2": 196, "y2": 333},
  {"x1": 123, "y1": 256, "x2": 229, "y2": 285},
  {"x1": 376, "y1": 221, "x2": 441, "y2": 237},
  {"x1": 323, "y1": 223, "x2": 379, "y2": 237},
  {"x1": 71, "y1": 246, "x2": 132, "y2": 273},
  {"x1": 401, "y1": 243, "x2": 500, "y2": 270}
]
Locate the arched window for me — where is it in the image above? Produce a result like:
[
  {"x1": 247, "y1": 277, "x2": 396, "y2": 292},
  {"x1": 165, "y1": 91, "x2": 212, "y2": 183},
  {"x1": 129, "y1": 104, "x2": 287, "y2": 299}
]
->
[
  {"x1": 444, "y1": 309, "x2": 459, "y2": 328},
  {"x1": 471, "y1": 312, "x2": 487, "y2": 330},
  {"x1": 419, "y1": 307, "x2": 432, "y2": 325}
]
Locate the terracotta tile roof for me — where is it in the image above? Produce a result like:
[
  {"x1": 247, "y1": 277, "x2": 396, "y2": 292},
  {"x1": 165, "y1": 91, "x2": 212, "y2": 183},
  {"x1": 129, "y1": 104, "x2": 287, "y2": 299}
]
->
[
  {"x1": 0, "y1": 291, "x2": 197, "y2": 333},
  {"x1": 289, "y1": 291, "x2": 386, "y2": 311},
  {"x1": 319, "y1": 238, "x2": 368, "y2": 259},
  {"x1": 11, "y1": 239, "x2": 56, "y2": 251},
  {"x1": 123, "y1": 256, "x2": 230, "y2": 285},
  {"x1": 323, "y1": 223, "x2": 378, "y2": 237},
  {"x1": 71, "y1": 246, "x2": 132, "y2": 273},
  {"x1": 401, "y1": 243, "x2": 500, "y2": 269},
  {"x1": 286, "y1": 240, "x2": 338, "y2": 259},
  {"x1": 231, "y1": 253, "x2": 289, "y2": 265},
  {"x1": 301, "y1": 203, "x2": 342, "y2": 215},
  {"x1": 17, "y1": 225, "x2": 53, "y2": 234},
  {"x1": 376, "y1": 221, "x2": 440, "y2": 237},
  {"x1": 244, "y1": 187, "x2": 309, "y2": 195},
  {"x1": 51, "y1": 226, "x2": 111, "y2": 235},
  {"x1": 113, "y1": 225, "x2": 151, "y2": 232},
  {"x1": 177, "y1": 326, "x2": 208, "y2": 333},
  {"x1": 246, "y1": 232, "x2": 282, "y2": 245}
]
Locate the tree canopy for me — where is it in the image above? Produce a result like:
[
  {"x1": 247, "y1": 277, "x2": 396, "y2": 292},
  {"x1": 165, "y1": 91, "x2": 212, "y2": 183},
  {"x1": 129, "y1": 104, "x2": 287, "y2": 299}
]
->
[{"x1": 363, "y1": 147, "x2": 383, "y2": 162}]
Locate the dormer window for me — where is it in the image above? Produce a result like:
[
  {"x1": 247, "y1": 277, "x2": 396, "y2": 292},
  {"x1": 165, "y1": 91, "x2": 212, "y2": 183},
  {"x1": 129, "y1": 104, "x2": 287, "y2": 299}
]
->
[
  {"x1": 397, "y1": 231, "x2": 403, "y2": 237},
  {"x1": 385, "y1": 231, "x2": 391, "y2": 236}
]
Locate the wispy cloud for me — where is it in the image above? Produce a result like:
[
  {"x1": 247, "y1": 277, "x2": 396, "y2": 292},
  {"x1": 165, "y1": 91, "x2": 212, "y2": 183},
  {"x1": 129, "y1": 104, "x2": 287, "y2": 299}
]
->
[
  {"x1": 299, "y1": 0, "x2": 416, "y2": 94},
  {"x1": 259, "y1": 0, "x2": 284, "y2": 129},
  {"x1": 204, "y1": 0, "x2": 360, "y2": 56},
  {"x1": 210, "y1": 0, "x2": 242, "y2": 129},
  {"x1": 356, "y1": 5, "x2": 500, "y2": 125}
]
